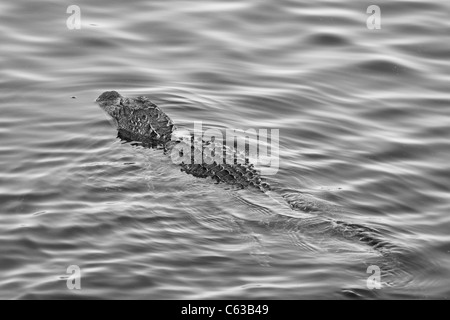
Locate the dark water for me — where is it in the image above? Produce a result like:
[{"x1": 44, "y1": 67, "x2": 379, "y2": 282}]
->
[{"x1": 1, "y1": 0, "x2": 449, "y2": 299}]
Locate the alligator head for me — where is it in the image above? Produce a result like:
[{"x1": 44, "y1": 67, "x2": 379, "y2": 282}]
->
[
  {"x1": 96, "y1": 91, "x2": 124, "y2": 123},
  {"x1": 96, "y1": 91, "x2": 175, "y2": 143}
]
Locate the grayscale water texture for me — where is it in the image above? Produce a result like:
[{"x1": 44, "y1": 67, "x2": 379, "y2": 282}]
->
[{"x1": 0, "y1": 0, "x2": 449, "y2": 299}]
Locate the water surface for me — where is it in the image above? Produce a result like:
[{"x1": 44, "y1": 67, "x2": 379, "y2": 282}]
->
[{"x1": 1, "y1": 0, "x2": 449, "y2": 299}]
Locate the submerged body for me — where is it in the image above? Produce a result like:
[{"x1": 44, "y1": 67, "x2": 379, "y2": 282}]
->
[
  {"x1": 97, "y1": 91, "x2": 394, "y2": 252},
  {"x1": 97, "y1": 91, "x2": 270, "y2": 191}
]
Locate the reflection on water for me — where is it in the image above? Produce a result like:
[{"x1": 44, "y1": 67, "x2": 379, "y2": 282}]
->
[{"x1": 0, "y1": 0, "x2": 449, "y2": 299}]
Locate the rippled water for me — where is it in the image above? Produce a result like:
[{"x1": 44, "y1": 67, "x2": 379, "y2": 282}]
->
[{"x1": 1, "y1": 0, "x2": 449, "y2": 299}]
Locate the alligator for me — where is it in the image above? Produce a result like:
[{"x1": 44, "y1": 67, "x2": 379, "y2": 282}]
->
[{"x1": 97, "y1": 91, "x2": 394, "y2": 252}]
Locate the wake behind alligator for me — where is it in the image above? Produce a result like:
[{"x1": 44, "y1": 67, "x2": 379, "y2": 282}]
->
[{"x1": 97, "y1": 91, "x2": 396, "y2": 254}]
